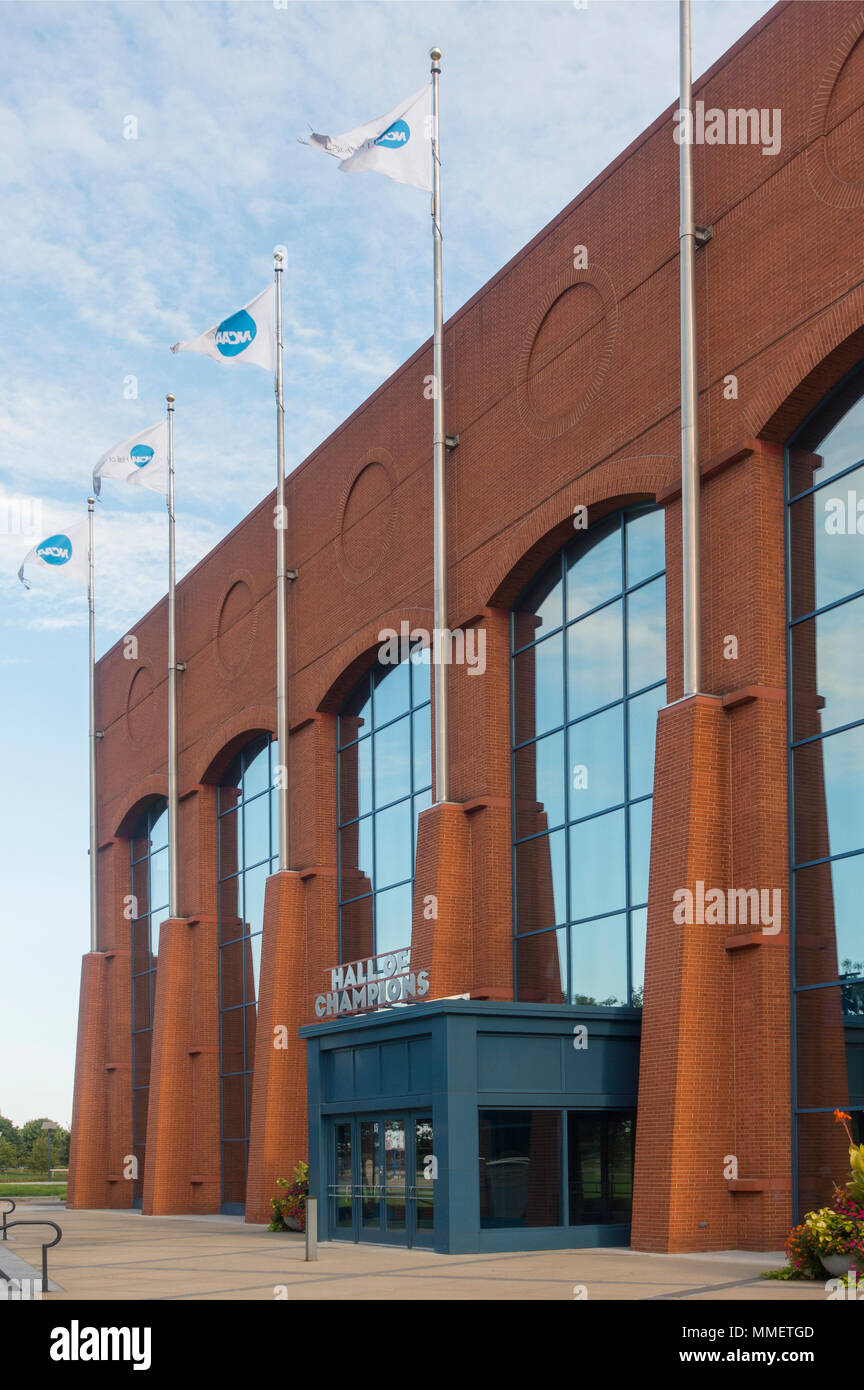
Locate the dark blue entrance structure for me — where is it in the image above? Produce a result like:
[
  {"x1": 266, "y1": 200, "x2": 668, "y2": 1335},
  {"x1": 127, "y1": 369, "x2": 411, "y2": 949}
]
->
[{"x1": 301, "y1": 998, "x2": 640, "y2": 1254}]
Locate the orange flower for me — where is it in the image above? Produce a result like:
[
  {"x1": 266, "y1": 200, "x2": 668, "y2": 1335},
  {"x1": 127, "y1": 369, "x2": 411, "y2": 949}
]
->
[{"x1": 834, "y1": 1110, "x2": 852, "y2": 1123}]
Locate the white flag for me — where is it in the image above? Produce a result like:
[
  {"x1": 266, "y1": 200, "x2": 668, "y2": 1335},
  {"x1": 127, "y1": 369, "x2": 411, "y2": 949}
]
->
[
  {"x1": 307, "y1": 84, "x2": 433, "y2": 192},
  {"x1": 18, "y1": 518, "x2": 89, "y2": 589},
  {"x1": 170, "y1": 282, "x2": 276, "y2": 371},
  {"x1": 92, "y1": 420, "x2": 168, "y2": 497}
]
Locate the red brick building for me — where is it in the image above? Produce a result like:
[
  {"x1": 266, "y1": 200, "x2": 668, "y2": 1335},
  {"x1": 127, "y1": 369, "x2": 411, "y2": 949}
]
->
[{"x1": 69, "y1": 0, "x2": 864, "y2": 1254}]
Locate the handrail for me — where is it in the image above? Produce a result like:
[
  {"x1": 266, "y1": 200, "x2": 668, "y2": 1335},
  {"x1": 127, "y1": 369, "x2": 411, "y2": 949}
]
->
[
  {"x1": 2, "y1": 1219, "x2": 62, "y2": 1289},
  {"x1": 0, "y1": 1198, "x2": 14, "y2": 1239}
]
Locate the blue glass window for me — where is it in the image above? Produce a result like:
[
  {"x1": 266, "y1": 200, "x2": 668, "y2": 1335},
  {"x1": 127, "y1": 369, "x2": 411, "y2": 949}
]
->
[
  {"x1": 511, "y1": 506, "x2": 665, "y2": 1007},
  {"x1": 130, "y1": 799, "x2": 169, "y2": 1205},
  {"x1": 338, "y1": 649, "x2": 432, "y2": 962},
  {"x1": 787, "y1": 377, "x2": 864, "y2": 1217},
  {"x1": 217, "y1": 735, "x2": 277, "y2": 1211}
]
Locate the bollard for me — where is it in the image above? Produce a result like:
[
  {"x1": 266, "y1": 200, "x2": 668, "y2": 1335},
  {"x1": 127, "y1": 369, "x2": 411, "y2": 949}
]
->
[{"x1": 305, "y1": 1198, "x2": 317, "y2": 1261}]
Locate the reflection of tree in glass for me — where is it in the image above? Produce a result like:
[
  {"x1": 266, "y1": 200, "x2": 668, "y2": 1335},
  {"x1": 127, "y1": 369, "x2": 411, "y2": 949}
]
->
[
  {"x1": 572, "y1": 993, "x2": 622, "y2": 1007},
  {"x1": 839, "y1": 958, "x2": 864, "y2": 1016}
]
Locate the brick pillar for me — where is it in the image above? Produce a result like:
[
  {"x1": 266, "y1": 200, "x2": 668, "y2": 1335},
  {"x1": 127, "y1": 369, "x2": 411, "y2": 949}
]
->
[
  {"x1": 141, "y1": 917, "x2": 196, "y2": 1213},
  {"x1": 633, "y1": 442, "x2": 794, "y2": 1252},
  {"x1": 707, "y1": 445, "x2": 793, "y2": 1249},
  {"x1": 411, "y1": 801, "x2": 472, "y2": 996},
  {"x1": 67, "y1": 953, "x2": 111, "y2": 1209},
  {"x1": 458, "y1": 609, "x2": 513, "y2": 1000},
  {"x1": 68, "y1": 836, "x2": 134, "y2": 1210},
  {"x1": 414, "y1": 607, "x2": 513, "y2": 1002},
  {"x1": 245, "y1": 713, "x2": 338, "y2": 1224},
  {"x1": 141, "y1": 785, "x2": 221, "y2": 1215},
  {"x1": 408, "y1": 621, "x2": 471, "y2": 997},
  {"x1": 182, "y1": 784, "x2": 221, "y2": 1215},
  {"x1": 631, "y1": 694, "x2": 734, "y2": 1252},
  {"x1": 723, "y1": 690, "x2": 793, "y2": 1249},
  {"x1": 244, "y1": 870, "x2": 307, "y2": 1223}
]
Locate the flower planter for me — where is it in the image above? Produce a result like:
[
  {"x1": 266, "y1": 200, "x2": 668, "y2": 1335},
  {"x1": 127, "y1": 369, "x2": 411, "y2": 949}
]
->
[
  {"x1": 270, "y1": 1162, "x2": 310, "y2": 1234},
  {"x1": 820, "y1": 1253, "x2": 853, "y2": 1276}
]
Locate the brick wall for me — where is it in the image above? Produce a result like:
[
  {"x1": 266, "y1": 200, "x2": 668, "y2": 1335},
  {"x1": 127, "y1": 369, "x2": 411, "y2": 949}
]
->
[{"x1": 71, "y1": 1, "x2": 864, "y2": 1242}]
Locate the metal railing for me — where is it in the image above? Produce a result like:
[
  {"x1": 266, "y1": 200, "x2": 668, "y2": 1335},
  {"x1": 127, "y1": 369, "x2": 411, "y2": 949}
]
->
[
  {"x1": 2, "y1": 1220, "x2": 62, "y2": 1289},
  {"x1": 0, "y1": 1198, "x2": 15, "y2": 1239}
]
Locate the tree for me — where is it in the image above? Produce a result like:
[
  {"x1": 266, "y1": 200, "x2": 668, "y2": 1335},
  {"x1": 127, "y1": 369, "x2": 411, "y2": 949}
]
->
[
  {"x1": 0, "y1": 1137, "x2": 18, "y2": 1170},
  {"x1": 29, "y1": 1134, "x2": 51, "y2": 1172},
  {"x1": 18, "y1": 1118, "x2": 52, "y2": 1153},
  {"x1": 49, "y1": 1127, "x2": 70, "y2": 1166}
]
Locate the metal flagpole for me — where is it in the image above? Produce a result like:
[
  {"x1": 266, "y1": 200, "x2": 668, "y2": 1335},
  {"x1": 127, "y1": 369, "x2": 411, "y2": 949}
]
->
[
  {"x1": 430, "y1": 46, "x2": 450, "y2": 804},
  {"x1": 87, "y1": 496, "x2": 98, "y2": 952},
  {"x1": 274, "y1": 251, "x2": 290, "y2": 870},
  {"x1": 679, "y1": 0, "x2": 702, "y2": 697},
  {"x1": 166, "y1": 393, "x2": 180, "y2": 919}
]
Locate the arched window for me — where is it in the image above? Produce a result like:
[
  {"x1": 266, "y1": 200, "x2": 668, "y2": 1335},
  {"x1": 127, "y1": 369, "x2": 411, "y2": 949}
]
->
[
  {"x1": 217, "y1": 735, "x2": 277, "y2": 1212},
  {"x1": 130, "y1": 798, "x2": 168, "y2": 1207},
  {"x1": 511, "y1": 505, "x2": 666, "y2": 1008},
  {"x1": 787, "y1": 370, "x2": 864, "y2": 1215},
  {"x1": 338, "y1": 649, "x2": 431, "y2": 963}
]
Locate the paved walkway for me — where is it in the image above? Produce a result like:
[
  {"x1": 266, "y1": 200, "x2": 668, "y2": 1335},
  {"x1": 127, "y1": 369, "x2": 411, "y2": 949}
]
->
[{"x1": 5, "y1": 1206, "x2": 829, "y2": 1301}]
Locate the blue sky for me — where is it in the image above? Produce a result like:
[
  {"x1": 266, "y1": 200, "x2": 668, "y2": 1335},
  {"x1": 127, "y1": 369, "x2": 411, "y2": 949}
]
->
[{"x1": 0, "y1": 0, "x2": 773, "y2": 1128}]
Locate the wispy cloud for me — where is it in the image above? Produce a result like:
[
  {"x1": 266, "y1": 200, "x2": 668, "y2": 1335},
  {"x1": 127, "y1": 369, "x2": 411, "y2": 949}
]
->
[
  {"x1": 0, "y1": 0, "x2": 778, "y2": 1136},
  {"x1": 0, "y1": 0, "x2": 774, "y2": 652}
]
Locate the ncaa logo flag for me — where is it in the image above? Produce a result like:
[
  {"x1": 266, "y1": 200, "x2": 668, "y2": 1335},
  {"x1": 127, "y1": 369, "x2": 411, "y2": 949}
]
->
[
  {"x1": 305, "y1": 84, "x2": 433, "y2": 192},
  {"x1": 18, "y1": 518, "x2": 89, "y2": 589},
  {"x1": 92, "y1": 419, "x2": 169, "y2": 497},
  {"x1": 170, "y1": 282, "x2": 276, "y2": 372}
]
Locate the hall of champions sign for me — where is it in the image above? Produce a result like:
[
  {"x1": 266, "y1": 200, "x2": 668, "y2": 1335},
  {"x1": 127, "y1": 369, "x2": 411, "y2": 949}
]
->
[{"x1": 314, "y1": 948, "x2": 430, "y2": 1018}]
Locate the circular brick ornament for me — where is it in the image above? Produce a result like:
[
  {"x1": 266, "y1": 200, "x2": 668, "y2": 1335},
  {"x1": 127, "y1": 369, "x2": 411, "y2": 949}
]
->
[
  {"x1": 806, "y1": 9, "x2": 864, "y2": 208},
  {"x1": 337, "y1": 449, "x2": 398, "y2": 583},
  {"x1": 516, "y1": 266, "x2": 618, "y2": 440},
  {"x1": 126, "y1": 663, "x2": 155, "y2": 747},
  {"x1": 215, "y1": 573, "x2": 258, "y2": 679}
]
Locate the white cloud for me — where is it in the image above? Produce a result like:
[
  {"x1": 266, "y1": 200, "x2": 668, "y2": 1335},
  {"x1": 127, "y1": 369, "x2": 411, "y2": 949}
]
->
[
  {"x1": 0, "y1": 0, "x2": 779, "y2": 1154},
  {"x1": 0, "y1": 0, "x2": 775, "y2": 635}
]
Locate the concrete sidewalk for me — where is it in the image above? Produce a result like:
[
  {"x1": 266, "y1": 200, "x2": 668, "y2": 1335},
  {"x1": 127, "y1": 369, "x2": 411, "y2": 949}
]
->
[{"x1": 4, "y1": 1206, "x2": 829, "y2": 1301}]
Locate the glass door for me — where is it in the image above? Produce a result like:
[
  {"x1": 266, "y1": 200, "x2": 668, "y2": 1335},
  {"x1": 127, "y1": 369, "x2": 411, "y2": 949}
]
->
[
  {"x1": 411, "y1": 1116, "x2": 435, "y2": 1247},
  {"x1": 358, "y1": 1117, "x2": 384, "y2": 1242},
  {"x1": 328, "y1": 1113, "x2": 435, "y2": 1247},
  {"x1": 383, "y1": 1118, "x2": 407, "y2": 1235},
  {"x1": 329, "y1": 1120, "x2": 354, "y2": 1240}
]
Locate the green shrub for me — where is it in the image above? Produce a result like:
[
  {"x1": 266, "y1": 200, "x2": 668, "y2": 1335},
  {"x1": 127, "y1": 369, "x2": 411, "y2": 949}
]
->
[{"x1": 268, "y1": 1161, "x2": 309, "y2": 1232}]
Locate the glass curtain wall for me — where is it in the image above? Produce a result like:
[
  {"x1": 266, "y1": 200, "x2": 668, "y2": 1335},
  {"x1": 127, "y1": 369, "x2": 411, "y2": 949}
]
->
[
  {"x1": 130, "y1": 799, "x2": 169, "y2": 1206},
  {"x1": 510, "y1": 506, "x2": 666, "y2": 1007},
  {"x1": 787, "y1": 377, "x2": 864, "y2": 1215},
  {"x1": 217, "y1": 736, "x2": 278, "y2": 1211},
  {"x1": 337, "y1": 650, "x2": 432, "y2": 962}
]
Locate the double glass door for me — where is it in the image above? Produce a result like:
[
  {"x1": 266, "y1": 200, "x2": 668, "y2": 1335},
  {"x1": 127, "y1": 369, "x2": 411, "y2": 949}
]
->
[{"x1": 329, "y1": 1114, "x2": 434, "y2": 1247}]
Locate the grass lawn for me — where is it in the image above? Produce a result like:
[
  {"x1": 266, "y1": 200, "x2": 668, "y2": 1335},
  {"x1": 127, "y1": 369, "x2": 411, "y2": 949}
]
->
[{"x1": 0, "y1": 1183, "x2": 67, "y2": 1198}]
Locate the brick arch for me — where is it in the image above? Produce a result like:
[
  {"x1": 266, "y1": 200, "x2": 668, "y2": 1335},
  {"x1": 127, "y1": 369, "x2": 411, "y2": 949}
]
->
[
  {"x1": 112, "y1": 777, "x2": 169, "y2": 840},
  {"x1": 193, "y1": 705, "x2": 277, "y2": 788},
  {"x1": 742, "y1": 298, "x2": 864, "y2": 444},
  {"x1": 312, "y1": 607, "x2": 436, "y2": 716},
  {"x1": 482, "y1": 455, "x2": 673, "y2": 610}
]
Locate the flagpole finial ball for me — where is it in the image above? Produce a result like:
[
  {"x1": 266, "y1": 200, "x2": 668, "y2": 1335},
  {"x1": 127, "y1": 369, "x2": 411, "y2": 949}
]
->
[
  {"x1": 166, "y1": 393, "x2": 175, "y2": 404},
  {"x1": 430, "y1": 47, "x2": 442, "y2": 61},
  {"x1": 275, "y1": 250, "x2": 284, "y2": 264}
]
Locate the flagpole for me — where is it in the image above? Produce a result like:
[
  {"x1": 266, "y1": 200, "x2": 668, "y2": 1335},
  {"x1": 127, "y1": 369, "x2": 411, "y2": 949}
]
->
[
  {"x1": 430, "y1": 45, "x2": 449, "y2": 804},
  {"x1": 166, "y1": 393, "x2": 180, "y2": 919},
  {"x1": 679, "y1": 0, "x2": 702, "y2": 696},
  {"x1": 88, "y1": 496, "x2": 98, "y2": 952},
  {"x1": 275, "y1": 251, "x2": 290, "y2": 870}
]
